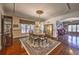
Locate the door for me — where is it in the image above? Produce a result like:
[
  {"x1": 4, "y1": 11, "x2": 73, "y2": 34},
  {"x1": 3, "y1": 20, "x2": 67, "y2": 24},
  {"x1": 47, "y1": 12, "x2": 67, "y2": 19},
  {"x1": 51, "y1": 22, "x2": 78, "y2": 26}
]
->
[{"x1": 1, "y1": 15, "x2": 13, "y2": 50}]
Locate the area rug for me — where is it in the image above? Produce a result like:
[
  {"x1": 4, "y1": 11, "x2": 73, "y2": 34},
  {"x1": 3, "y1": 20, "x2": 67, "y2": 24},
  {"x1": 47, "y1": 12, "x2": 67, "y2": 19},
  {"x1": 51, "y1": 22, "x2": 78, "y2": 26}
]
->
[{"x1": 19, "y1": 37, "x2": 61, "y2": 55}]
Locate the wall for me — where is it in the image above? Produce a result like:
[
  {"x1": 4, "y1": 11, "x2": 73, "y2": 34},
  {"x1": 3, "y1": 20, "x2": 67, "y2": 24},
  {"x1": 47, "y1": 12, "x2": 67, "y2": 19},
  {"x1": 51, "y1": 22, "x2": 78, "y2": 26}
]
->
[
  {"x1": 13, "y1": 16, "x2": 21, "y2": 38},
  {"x1": 44, "y1": 11, "x2": 79, "y2": 37}
]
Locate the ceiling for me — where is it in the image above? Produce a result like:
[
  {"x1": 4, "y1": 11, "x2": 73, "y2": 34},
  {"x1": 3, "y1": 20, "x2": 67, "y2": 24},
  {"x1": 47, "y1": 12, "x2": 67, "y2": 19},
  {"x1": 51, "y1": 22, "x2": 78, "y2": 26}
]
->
[{"x1": 2, "y1": 3, "x2": 79, "y2": 21}]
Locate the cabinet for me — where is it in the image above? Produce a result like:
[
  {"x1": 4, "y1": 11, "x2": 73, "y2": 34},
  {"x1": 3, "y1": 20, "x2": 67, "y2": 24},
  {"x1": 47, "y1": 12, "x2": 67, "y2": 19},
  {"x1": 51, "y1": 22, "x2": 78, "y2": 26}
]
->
[{"x1": 1, "y1": 15, "x2": 13, "y2": 50}]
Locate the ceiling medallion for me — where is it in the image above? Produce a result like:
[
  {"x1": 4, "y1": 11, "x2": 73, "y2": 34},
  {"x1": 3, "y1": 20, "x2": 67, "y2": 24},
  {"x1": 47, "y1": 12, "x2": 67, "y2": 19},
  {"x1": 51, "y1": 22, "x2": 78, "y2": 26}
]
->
[{"x1": 36, "y1": 10, "x2": 44, "y2": 15}]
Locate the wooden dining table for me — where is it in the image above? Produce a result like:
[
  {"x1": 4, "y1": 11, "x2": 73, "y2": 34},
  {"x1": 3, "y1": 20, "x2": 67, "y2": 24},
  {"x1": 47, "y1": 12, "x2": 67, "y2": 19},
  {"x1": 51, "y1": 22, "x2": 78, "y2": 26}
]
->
[{"x1": 29, "y1": 33, "x2": 48, "y2": 46}]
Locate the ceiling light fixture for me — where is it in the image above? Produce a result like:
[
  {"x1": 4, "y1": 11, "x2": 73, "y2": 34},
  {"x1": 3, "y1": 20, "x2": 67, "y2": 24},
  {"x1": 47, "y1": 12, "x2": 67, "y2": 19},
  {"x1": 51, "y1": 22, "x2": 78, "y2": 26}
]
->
[
  {"x1": 35, "y1": 10, "x2": 44, "y2": 33},
  {"x1": 36, "y1": 10, "x2": 44, "y2": 20}
]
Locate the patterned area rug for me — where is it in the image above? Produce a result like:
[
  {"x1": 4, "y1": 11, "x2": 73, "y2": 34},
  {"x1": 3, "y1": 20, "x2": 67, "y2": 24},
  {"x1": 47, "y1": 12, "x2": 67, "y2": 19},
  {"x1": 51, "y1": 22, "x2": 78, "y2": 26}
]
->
[{"x1": 20, "y1": 37, "x2": 61, "y2": 55}]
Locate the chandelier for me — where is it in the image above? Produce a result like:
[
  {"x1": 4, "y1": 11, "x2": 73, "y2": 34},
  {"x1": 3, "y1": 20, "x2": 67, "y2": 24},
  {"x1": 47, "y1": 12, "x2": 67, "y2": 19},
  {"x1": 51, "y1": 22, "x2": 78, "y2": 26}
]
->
[
  {"x1": 35, "y1": 10, "x2": 44, "y2": 33},
  {"x1": 36, "y1": 10, "x2": 44, "y2": 20},
  {"x1": 35, "y1": 10, "x2": 44, "y2": 26}
]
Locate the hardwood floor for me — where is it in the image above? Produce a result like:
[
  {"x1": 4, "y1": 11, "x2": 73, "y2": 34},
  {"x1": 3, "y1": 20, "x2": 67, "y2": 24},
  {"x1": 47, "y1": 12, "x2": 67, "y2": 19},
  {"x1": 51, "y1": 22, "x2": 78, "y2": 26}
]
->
[
  {"x1": 0, "y1": 35, "x2": 79, "y2": 55},
  {"x1": 0, "y1": 39, "x2": 28, "y2": 55},
  {"x1": 57, "y1": 35, "x2": 79, "y2": 55},
  {"x1": 49, "y1": 43, "x2": 66, "y2": 55}
]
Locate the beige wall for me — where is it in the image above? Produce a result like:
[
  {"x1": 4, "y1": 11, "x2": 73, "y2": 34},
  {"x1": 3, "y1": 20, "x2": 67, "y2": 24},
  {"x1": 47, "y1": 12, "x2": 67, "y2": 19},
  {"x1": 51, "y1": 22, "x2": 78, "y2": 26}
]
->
[{"x1": 13, "y1": 16, "x2": 21, "y2": 38}]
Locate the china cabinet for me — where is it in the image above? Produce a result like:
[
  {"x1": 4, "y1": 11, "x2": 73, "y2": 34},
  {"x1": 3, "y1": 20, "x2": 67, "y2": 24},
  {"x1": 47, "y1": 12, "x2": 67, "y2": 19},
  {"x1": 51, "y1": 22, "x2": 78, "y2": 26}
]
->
[{"x1": 1, "y1": 15, "x2": 13, "y2": 50}]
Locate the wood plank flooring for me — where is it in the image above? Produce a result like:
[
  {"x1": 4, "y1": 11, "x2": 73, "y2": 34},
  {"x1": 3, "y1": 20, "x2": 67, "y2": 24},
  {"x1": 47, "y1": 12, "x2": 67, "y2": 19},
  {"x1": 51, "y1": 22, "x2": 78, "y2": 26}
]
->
[
  {"x1": 0, "y1": 36, "x2": 79, "y2": 55},
  {"x1": 0, "y1": 38, "x2": 65, "y2": 55},
  {"x1": 0, "y1": 39, "x2": 28, "y2": 55}
]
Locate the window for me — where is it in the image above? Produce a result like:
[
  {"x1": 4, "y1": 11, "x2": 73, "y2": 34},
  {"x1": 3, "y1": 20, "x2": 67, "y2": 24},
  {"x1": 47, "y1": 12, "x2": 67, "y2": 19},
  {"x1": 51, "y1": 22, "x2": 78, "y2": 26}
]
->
[
  {"x1": 21, "y1": 24, "x2": 34, "y2": 33},
  {"x1": 77, "y1": 25, "x2": 79, "y2": 32},
  {"x1": 26, "y1": 24, "x2": 30, "y2": 33},
  {"x1": 68, "y1": 25, "x2": 72, "y2": 32},
  {"x1": 21, "y1": 24, "x2": 27, "y2": 33},
  {"x1": 30, "y1": 24, "x2": 34, "y2": 32},
  {"x1": 72, "y1": 25, "x2": 76, "y2": 32},
  {"x1": 68, "y1": 24, "x2": 79, "y2": 32}
]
